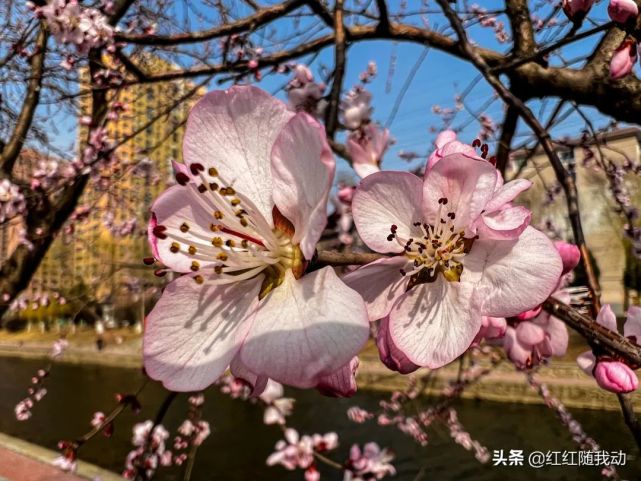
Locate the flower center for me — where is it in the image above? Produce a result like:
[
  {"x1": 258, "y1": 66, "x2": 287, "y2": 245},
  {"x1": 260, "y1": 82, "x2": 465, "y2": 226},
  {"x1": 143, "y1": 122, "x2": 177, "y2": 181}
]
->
[
  {"x1": 162, "y1": 164, "x2": 305, "y2": 296},
  {"x1": 386, "y1": 197, "x2": 469, "y2": 284}
]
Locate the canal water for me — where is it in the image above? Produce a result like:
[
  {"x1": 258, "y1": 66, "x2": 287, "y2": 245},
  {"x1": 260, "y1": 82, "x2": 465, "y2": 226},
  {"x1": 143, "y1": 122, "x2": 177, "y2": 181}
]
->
[{"x1": 0, "y1": 357, "x2": 637, "y2": 480}]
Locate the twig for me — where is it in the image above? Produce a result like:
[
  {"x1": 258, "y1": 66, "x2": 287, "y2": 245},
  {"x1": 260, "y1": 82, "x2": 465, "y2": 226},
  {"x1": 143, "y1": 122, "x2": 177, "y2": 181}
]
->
[{"x1": 325, "y1": 0, "x2": 346, "y2": 139}]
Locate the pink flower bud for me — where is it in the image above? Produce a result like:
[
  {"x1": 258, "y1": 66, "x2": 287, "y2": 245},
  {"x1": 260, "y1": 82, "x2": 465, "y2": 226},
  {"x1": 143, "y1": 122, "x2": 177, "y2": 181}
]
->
[
  {"x1": 562, "y1": 0, "x2": 595, "y2": 20},
  {"x1": 608, "y1": 0, "x2": 639, "y2": 23},
  {"x1": 593, "y1": 361, "x2": 639, "y2": 393},
  {"x1": 554, "y1": 241, "x2": 581, "y2": 275},
  {"x1": 610, "y1": 39, "x2": 637, "y2": 80}
]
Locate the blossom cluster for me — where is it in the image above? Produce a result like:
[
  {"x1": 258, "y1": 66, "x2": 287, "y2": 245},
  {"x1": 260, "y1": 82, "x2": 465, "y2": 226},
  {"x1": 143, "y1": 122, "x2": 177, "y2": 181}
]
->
[
  {"x1": 32, "y1": 0, "x2": 114, "y2": 55},
  {"x1": 0, "y1": 179, "x2": 26, "y2": 223}
]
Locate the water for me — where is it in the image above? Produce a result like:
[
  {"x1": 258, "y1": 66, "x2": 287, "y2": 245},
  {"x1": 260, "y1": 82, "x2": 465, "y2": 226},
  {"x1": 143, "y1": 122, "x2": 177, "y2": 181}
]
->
[{"x1": 0, "y1": 357, "x2": 638, "y2": 480}]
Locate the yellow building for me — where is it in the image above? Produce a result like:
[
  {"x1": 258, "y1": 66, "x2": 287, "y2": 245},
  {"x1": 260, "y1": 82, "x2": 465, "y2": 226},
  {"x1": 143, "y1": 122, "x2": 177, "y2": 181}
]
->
[
  {"x1": 16, "y1": 55, "x2": 203, "y2": 314},
  {"x1": 509, "y1": 127, "x2": 641, "y2": 314}
]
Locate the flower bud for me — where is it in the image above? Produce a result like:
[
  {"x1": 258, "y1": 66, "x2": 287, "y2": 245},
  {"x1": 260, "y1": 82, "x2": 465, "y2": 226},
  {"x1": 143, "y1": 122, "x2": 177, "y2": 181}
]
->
[
  {"x1": 608, "y1": 0, "x2": 639, "y2": 24},
  {"x1": 593, "y1": 360, "x2": 639, "y2": 393},
  {"x1": 554, "y1": 241, "x2": 581, "y2": 275},
  {"x1": 610, "y1": 39, "x2": 637, "y2": 80},
  {"x1": 562, "y1": 0, "x2": 595, "y2": 20}
]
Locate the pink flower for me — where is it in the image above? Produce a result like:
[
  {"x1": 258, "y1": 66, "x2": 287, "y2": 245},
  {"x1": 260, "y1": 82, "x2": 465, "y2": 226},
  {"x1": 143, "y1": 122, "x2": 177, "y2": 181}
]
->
[
  {"x1": 577, "y1": 304, "x2": 640, "y2": 393},
  {"x1": 503, "y1": 307, "x2": 569, "y2": 368},
  {"x1": 344, "y1": 155, "x2": 561, "y2": 369},
  {"x1": 259, "y1": 380, "x2": 295, "y2": 425},
  {"x1": 562, "y1": 0, "x2": 595, "y2": 19},
  {"x1": 342, "y1": 87, "x2": 372, "y2": 130},
  {"x1": 610, "y1": 39, "x2": 637, "y2": 80},
  {"x1": 593, "y1": 361, "x2": 639, "y2": 393},
  {"x1": 145, "y1": 86, "x2": 369, "y2": 392},
  {"x1": 52, "y1": 455, "x2": 77, "y2": 473},
  {"x1": 267, "y1": 428, "x2": 338, "y2": 470},
  {"x1": 344, "y1": 443, "x2": 395, "y2": 481},
  {"x1": 286, "y1": 65, "x2": 326, "y2": 117},
  {"x1": 608, "y1": 0, "x2": 639, "y2": 23},
  {"x1": 426, "y1": 130, "x2": 477, "y2": 172},
  {"x1": 473, "y1": 315, "x2": 507, "y2": 344},
  {"x1": 347, "y1": 124, "x2": 390, "y2": 179}
]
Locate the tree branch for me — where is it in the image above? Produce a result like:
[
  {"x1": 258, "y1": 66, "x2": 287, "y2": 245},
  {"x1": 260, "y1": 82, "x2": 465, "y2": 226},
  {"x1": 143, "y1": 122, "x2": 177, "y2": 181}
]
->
[
  {"x1": 1, "y1": 25, "x2": 48, "y2": 175},
  {"x1": 324, "y1": 0, "x2": 346, "y2": 139}
]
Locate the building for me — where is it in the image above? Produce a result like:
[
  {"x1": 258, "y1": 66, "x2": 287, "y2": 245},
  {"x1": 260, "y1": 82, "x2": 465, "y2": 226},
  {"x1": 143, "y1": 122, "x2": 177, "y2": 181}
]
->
[
  {"x1": 71, "y1": 54, "x2": 203, "y2": 307},
  {"x1": 509, "y1": 127, "x2": 641, "y2": 314},
  {"x1": 1, "y1": 55, "x2": 203, "y2": 319}
]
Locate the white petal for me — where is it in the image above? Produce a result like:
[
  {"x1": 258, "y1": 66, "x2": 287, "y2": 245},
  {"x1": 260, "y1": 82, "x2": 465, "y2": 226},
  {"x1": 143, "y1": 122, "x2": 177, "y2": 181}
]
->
[
  {"x1": 342, "y1": 256, "x2": 412, "y2": 321},
  {"x1": 352, "y1": 171, "x2": 423, "y2": 253},
  {"x1": 239, "y1": 268, "x2": 369, "y2": 388},
  {"x1": 389, "y1": 277, "x2": 481, "y2": 368},
  {"x1": 463, "y1": 226, "x2": 562, "y2": 318},
  {"x1": 183, "y1": 86, "x2": 293, "y2": 225},
  {"x1": 271, "y1": 113, "x2": 334, "y2": 260},
  {"x1": 143, "y1": 275, "x2": 263, "y2": 391}
]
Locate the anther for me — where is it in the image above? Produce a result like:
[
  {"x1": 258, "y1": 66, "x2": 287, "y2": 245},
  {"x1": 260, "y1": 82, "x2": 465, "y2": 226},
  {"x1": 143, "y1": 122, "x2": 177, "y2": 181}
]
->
[
  {"x1": 175, "y1": 172, "x2": 189, "y2": 185},
  {"x1": 399, "y1": 269, "x2": 406, "y2": 276},
  {"x1": 217, "y1": 253, "x2": 228, "y2": 261},
  {"x1": 194, "y1": 275, "x2": 204, "y2": 284},
  {"x1": 190, "y1": 261, "x2": 200, "y2": 272},
  {"x1": 208, "y1": 167, "x2": 218, "y2": 177},
  {"x1": 170, "y1": 242, "x2": 180, "y2": 253},
  {"x1": 390, "y1": 224, "x2": 398, "y2": 233},
  {"x1": 225, "y1": 239, "x2": 235, "y2": 247},
  {"x1": 143, "y1": 257, "x2": 155, "y2": 265},
  {"x1": 189, "y1": 163, "x2": 204, "y2": 175},
  {"x1": 214, "y1": 211, "x2": 224, "y2": 219},
  {"x1": 180, "y1": 222, "x2": 189, "y2": 233},
  {"x1": 231, "y1": 198, "x2": 241, "y2": 206},
  {"x1": 240, "y1": 218, "x2": 248, "y2": 227},
  {"x1": 197, "y1": 184, "x2": 207, "y2": 193},
  {"x1": 188, "y1": 245, "x2": 197, "y2": 255},
  {"x1": 214, "y1": 266, "x2": 223, "y2": 274},
  {"x1": 152, "y1": 225, "x2": 167, "y2": 239},
  {"x1": 210, "y1": 223, "x2": 221, "y2": 232},
  {"x1": 438, "y1": 197, "x2": 448, "y2": 205},
  {"x1": 212, "y1": 237, "x2": 223, "y2": 247},
  {"x1": 209, "y1": 182, "x2": 219, "y2": 191}
]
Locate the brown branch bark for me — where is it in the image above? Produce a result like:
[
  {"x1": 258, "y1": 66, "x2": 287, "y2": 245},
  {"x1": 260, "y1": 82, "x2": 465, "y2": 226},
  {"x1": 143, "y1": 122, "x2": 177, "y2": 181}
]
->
[
  {"x1": 495, "y1": 104, "x2": 518, "y2": 175},
  {"x1": 505, "y1": 0, "x2": 535, "y2": 55},
  {"x1": 324, "y1": 0, "x2": 346, "y2": 139},
  {"x1": 315, "y1": 250, "x2": 386, "y2": 266},
  {"x1": 115, "y1": 0, "x2": 306, "y2": 45},
  {"x1": 1, "y1": 25, "x2": 48, "y2": 175}
]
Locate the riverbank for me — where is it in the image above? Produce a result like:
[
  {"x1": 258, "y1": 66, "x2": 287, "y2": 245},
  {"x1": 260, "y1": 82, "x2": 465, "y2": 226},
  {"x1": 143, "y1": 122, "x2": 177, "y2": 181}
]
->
[
  {"x1": 0, "y1": 329, "x2": 639, "y2": 411},
  {"x1": 0, "y1": 432, "x2": 122, "y2": 481}
]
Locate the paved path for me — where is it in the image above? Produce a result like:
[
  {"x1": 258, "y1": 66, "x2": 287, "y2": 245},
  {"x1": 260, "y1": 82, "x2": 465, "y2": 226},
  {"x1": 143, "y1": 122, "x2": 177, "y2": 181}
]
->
[{"x1": 0, "y1": 433, "x2": 122, "y2": 481}]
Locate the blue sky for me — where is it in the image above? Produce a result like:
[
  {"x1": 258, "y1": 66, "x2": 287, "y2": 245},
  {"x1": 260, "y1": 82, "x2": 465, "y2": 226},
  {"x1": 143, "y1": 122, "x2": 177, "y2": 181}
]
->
[{"x1": 46, "y1": 0, "x2": 622, "y2": 179}]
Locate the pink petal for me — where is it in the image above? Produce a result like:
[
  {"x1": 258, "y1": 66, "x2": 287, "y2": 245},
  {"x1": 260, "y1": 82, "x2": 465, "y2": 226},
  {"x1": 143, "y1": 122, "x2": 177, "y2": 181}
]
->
[
  {"x1": 422, "y1": 153, "x2": 497, "y2": 231},
  {"x1": 376, "y1": 316, "x2": 420, "y2": 374},
  {"x1": 608, "y1": 0, "x2": 639, "y2": 23},
  {"x1": 183, "y1": 86, "x2": 293, "y2": 225},
  {"x1": 503, "y1": 327, "x2": 532, "y2": 367},
  {"x1": 148, "y1": 185, "x2": 221, "y2": 273},
  {"x1": 143, "y1": 274, "x2": 263, "y2": 392},
  {"x1": 230, "y1": 355, "x2": 268, "y2": 396},
  {"x1": 515, "y1": 305, "x2": 542, "y2": 320},
  {"x1": 434, "y1": 130, "x2": 457, "y2": 149},
  {"x1": 624, "y1": 306, "x2": 641, "y2": 343},
  {"x1": 484, "y1": 179, "x2": 532, "y2": 212},
  {"x1": 271, "y1": 113, "x2": 335, "y2": 260},
  {"x1": 477, "y1": 205, "x2": 531, "y2": 240},
  {"x1": 316, "y1": 357, "x2": 359, "y2": 397},
  {"x1": 554, "y1": 241, "x2": 581, "y2": 276},
  {"x1": 388, "y1": 277, "x2": 480, "y2": 368},
  {"x1": 464, "y1": 226, "x2": 562, "y2": 318},
  {"x1": 577, "y1": 351, "x2": 596, "y2": 376},
  {"x1": 515, "y1": 321, "x2": 545, "y2": 347},
  {"x1": 352, "y1": 171, "x2": 423, "y2": 253},
  {"x1": 342, "y1": 256, "x2": 412, "y2": 321},
  {"x1": 609, "y1": 39, "x2": 637, "y2": 80},
  {"x1": 594, "y1": 361, "x2": 639, "y2": 393},
  {"x1": 353, "y1": 161, "x2": 381, "y2": 179},
  {"x1": 596, "y1": 304, "x2": 618, "y2": 332},
  {"x1": 239, "y1": 268, "x2": 369, "y2": 388},
  {"x1": 539, "y1": 316, "x2": 569, "y2": 357}
]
